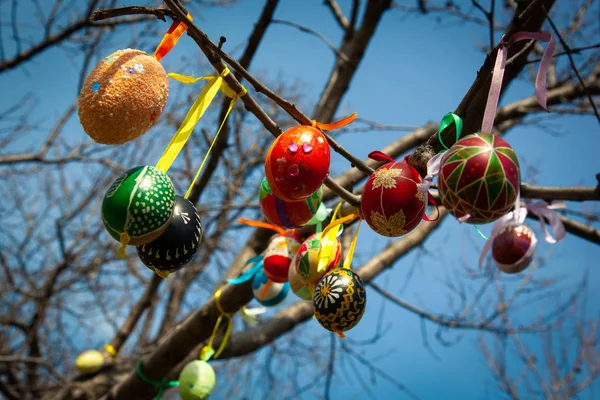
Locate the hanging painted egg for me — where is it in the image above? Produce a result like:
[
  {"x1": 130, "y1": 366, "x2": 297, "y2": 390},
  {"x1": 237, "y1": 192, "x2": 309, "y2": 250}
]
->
[
  {"x1": 361, "y1": 160, "x2": 426, "y2": 237},
  {"x1": 136, "y1": 196, "x2": 203, "y2": 276},
  {"x1": 288, "y1": 254, "x2": 311, "y2": 300},
  {"x1": 178, "y1": 360, "x2": 216, "y2": 400},
  {"x1": 102, "y1": 165, "x2": 176, "y2": 246},
  {"x1": 491, "y1": 222, "x2": 537, "y2": 274},
  {"x1": 74, "y1": 350, "x2": 105, "y2": 374},
  {"x1": 259, "y1": 177, "x2": 323, "y2": 228},
  {"x1": 294, "y1": 232, "x2": 341, "y2": 285},
  {"x1": 438, "y1": 133, "x2": 520, "y2": 224},
  {"x1": 264, "y1": 125, "x2": 330, "y2": 202},
  {"x1": 78, "y1": 49, "x2": 169, "y2": 145},
  {"x1": 313, "y1": 268, "x2": 366, "y2": 334},
  {"x1": 262, "y1": 234, "x2": 301, "y2": 283},
  {"x1": 252, "y1": 269, "x2": 289, "y2": 307}
]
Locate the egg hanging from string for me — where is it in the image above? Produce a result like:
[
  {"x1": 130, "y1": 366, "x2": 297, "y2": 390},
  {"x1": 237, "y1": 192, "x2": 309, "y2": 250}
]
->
[
  {"x1": 102, "y1": 165, "x2": 176, "y2": 246},
  {"x1": 178, "y1": 360, "x2": 216, "y2": 400},
  {"x1": 288, "y1": 254, "x2": 312, "y2": 300},
  {"x1": 259, "y1": 177, "x2": 323, "y2": 228},
  {"x1": 78, "y1": 49, "x2": 169, "y2": 145},
  {"x1": 74, "y1": 350, "x2": 105, "y2": 374},
  {"x1": 262, "y1": 233, "x2": 301, "y2": 283},
  {"x1": 313, "y1": 268, "x2": 366, "y2": 335},
  {"x1": 136, "y1": 195, "x2": 203, "y2": 277},
  {"x1": 294, "y1": 232, "x2": 341, "y2": 285},
  {"x1": 252, "y1": 268, "x2": 289, "y2": 307},
  {"x1": 438, "y1": 133, "x2": 520, "y2": 224},
  {"x1": 491, "y1": 221, "x2": 537, "y2": 274},
  {"x1": 264, "y1": 125, "x2": 330, "y2": 202},
  {"x1": 361, "y1": 154, "x2": 427, "y2": 237}
]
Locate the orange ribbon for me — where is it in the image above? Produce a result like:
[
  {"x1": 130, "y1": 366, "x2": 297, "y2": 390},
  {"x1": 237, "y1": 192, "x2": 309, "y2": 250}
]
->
[
  {"x1": 311, "y1": 112, "x2": 357, "y2": 130},
  {"x1": 237, "y1": 218, "x2": 289, "y2": 237},
  {"x1": 153, "y1": 13, "x2": 192, "y2": 62}
]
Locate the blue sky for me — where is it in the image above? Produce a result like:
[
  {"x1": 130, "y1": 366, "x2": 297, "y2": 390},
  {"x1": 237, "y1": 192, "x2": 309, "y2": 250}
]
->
[{"x1": 1, "y1": 1, "x2": 599, "y2": 399}]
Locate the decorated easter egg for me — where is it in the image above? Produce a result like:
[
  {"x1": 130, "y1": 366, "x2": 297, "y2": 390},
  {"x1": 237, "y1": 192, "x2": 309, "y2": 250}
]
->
[
  {"x1": 491, "y1": 222, "x2": 537, "y2": 274},
  {"x1": 288, "y1": 254, "x2": 311, "y2": 300},
  {"x1": 178, "y1": 360, "x2": 216, "y2": 400},
  {"x1": 74, "y1": 350, "x2": 105, "y2": 374},
  {"x1": 294, "y1": 232, "x2": 341, "y2": 284},
  {"x1": 78, "y1": 49, "x2": 169, "y2": 144},
  {"x1": 252, "y1": 269, "x2": 289, "y2": 307},
  {"x1": 263, "y1": 234, "x2": 301, "y2": 283},
  {"x1": 259, "y1": 178, "x2": 323, "y2": 228},
  {"x1": 438, "y1": 133, "x2": 520, "y2": 224},
  {"x1": 102, "y1": 165, "x2": 175, "y2": 246},
  {"x1": 361, "y1": 161, "x2": 426, "y2": 237},
  {"x1": 136, "y1": 196, "x2": 203, "y2": 276},
  {"x1": 313, "y1": 268, "x2": 366, "y2": 334},
  {"x1": 265, "y1": 125, "x2": 330, "y2": 202}
]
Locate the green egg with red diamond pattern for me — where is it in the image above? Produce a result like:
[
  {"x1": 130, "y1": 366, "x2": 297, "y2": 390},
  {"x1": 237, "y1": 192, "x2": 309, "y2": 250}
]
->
[
  {"x1": 313, "y1": 268, "x2": 366, "y2": 335},
  {"x1": 101, "y1": 165, "x2": 175, "y2": 246},
  {"x1": 137, "y1": 195, "x2": 203, "y2": 275}
]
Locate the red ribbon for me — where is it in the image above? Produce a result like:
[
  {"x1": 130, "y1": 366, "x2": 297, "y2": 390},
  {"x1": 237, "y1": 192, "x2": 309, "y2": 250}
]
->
[{"x1": 482, "y1": 31, "x2": 556, "y2": 134}]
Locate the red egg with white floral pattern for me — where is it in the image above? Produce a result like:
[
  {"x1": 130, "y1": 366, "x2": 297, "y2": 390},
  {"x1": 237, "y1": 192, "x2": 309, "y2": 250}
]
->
[
  {"x1": 438, "y1": 133, "x2": 520, "y2": 224},
  {"x1": 265, "y1": 126, "x2": 330, "y2": 202},
  {"x1": 361, "y1": 158, "x2": 426, "y2": 237}
]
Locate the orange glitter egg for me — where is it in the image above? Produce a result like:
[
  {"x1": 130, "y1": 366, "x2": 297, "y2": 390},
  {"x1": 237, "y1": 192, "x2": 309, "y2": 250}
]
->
[{"x1": 78, "y1": 49, "x2": 169, "y2": 145}]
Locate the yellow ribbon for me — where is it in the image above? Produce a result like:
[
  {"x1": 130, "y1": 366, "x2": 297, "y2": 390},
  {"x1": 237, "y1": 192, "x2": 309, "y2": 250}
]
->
[
  {"x1": 104, "y1": 344, "x2": 117, "y2": 360},
  {"x1": 317, "y1": 203, "x2": 362, "y2": 272},
  {"x1": 117, "y1": 233, "x2": 130, "y2": 259},
  {"x1": 200, "y1": 289, "x2": 233, "y2": 361},
  {"x1": 155, "y1": 67, "x2": 247, "y2": 199},
  {"x1": 342, "y1": 218, "x2": 362, "y2": 270}
]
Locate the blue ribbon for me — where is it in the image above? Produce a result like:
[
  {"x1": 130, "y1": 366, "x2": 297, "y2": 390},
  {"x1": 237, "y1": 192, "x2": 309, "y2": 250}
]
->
[{"x1": 226, "y1": 256, "x2": 263, "y2": 285}]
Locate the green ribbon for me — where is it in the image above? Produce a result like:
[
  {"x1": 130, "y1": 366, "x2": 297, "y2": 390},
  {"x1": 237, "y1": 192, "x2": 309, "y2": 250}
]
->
[
  {"x1": 437, "y1": 112, "x2": 463, "y2": 151},
  {"x1": 136, "y1": 360, "x2": 180, "y2": 400}
]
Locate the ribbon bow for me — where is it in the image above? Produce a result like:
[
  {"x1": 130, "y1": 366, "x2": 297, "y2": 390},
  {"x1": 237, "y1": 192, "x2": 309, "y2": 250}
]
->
[{"x1": 526, "y1": 200, "x2": 566, "y2": 244}]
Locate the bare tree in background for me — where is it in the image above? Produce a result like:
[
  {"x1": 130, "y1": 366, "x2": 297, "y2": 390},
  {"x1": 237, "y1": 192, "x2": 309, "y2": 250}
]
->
[{"x1": 0, "y1": 0, "x2": 599, "y2": 399}]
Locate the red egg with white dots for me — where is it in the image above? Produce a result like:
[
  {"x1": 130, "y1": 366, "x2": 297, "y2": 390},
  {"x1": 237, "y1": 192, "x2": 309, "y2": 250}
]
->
[{"x1": 265, "y1": 126, "x2": 330, "y2": 202}]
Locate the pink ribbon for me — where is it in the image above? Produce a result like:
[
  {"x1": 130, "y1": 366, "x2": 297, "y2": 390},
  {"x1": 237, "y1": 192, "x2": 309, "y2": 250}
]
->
[
  {"x1": 526, "y1": 200, "x2": 566, "y2": 244},
  {"x1": 481, "y1": 31, "x2": 556, "y2": 134}
]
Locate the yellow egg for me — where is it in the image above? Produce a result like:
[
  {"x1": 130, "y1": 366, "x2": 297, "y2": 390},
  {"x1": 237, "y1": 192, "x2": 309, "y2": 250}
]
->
[
  {"x1": 74, "y1": 350, "x2": 105, "y2": 374},
  {"x1": 78, "y1": 49, "x2": 169, "y2": 144}
]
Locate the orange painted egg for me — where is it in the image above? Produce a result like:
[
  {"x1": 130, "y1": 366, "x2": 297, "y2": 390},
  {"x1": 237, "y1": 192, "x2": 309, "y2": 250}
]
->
[
  {"x1": 438, "y1": 133, "x2": 520, "y2": 224},
  {"x1": 294, "y1": 232, "x2": 341, "y2": 285},
  {"x1": 265, "y1": 125, "x2": 330, "y2": 202},
  {"x1": 78, "y1": 49, "x2": 169, "y2": 144},
  {"x1": 262, "y1": 234, "x2": 301, "y2": 283},
  {"x1": 361, "y1": 159, "x2": 426, "y2": 237},
  {"x1": 259, "y1": 178, "x2": 323, "y2": 228},
  {"x1": 491, "y1": 222, "x2": 537, "y2": 274}
]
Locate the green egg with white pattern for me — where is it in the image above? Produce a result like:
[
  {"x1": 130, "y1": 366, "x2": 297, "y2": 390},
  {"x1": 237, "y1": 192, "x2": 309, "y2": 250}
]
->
[
  {"x1": 101, "y1": 165, "x2": 176, "y2": 246},
  {"x1": 179, "y1": 360, "x2": 216, "y2": 400}
]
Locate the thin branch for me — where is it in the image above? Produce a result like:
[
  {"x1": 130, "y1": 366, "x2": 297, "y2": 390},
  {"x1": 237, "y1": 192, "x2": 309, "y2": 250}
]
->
[
  {"x1": 324, "y1": 0, "x2": 349, "y2": 30},
  {"x1": 272, "y1": 19, "x2": 351, "y2": 63},
  {"x1": 89, "y1": 6, "x2": 175, "y2": 22},
  {"x1": 542, "y1": 6, "x2": 600, "y2": 125}
]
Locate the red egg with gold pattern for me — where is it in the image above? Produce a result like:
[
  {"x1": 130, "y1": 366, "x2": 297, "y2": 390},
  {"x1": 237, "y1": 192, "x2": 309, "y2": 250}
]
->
[
  {"x1": 491, "y1": 222, "x2": 537, "y2": 274},
  {"x1": 361, "y1": 161, "x2": 427, "y2": 237},
  {"x1": 265, "y1": 125, "x2": 330, "y2": 202}
]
